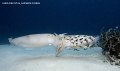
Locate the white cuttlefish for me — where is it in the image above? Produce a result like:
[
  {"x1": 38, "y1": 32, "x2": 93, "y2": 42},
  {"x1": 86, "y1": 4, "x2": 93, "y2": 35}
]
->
[{"x1": 8, "y1": 33, "x2": 99, "y2": 56}]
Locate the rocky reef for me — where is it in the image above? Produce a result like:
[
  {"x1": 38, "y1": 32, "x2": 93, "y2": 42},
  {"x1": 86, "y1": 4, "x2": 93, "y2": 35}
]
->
[{"x1": 99, "y1": 26, "x2": 120, "y2": 66}]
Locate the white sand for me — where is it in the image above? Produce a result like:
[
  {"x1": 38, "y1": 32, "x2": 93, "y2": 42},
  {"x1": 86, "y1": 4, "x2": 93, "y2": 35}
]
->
[{"x1": 0, "y1": 45, "x2": 119, "y2": 71}]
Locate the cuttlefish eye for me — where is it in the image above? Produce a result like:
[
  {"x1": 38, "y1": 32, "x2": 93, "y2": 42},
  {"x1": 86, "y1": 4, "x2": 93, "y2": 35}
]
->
[
  {"x1": 49, "y1": 35, "x2": 55, "y2": 38},
  {"x1": 64, "y1": 37, "x2": 70, "y2": 40}
]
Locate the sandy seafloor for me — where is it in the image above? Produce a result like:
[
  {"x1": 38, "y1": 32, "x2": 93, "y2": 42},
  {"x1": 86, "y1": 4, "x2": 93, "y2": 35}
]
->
[{"x1": 0, "y1": 45, "x2": 119, "y2": 71}]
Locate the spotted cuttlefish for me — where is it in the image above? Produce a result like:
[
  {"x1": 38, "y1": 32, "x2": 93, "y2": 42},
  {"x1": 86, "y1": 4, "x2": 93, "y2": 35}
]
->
[{"x1": 8, "y1": 33, "x2": 99, "y2": 56}]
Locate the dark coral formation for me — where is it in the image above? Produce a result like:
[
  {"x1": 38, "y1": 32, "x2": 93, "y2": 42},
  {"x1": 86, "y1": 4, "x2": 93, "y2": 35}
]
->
[{"x1": 99, "y1": 26, "x2": 120, "y2": 65}]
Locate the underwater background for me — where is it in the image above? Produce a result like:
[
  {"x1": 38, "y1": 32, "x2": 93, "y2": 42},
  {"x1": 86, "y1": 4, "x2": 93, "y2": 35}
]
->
[{"x1": 0, "y1": 0, "x2": 120, "y2": 44}]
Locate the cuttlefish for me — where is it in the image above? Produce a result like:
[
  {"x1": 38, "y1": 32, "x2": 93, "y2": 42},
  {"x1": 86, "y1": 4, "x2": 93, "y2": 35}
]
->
[{"x1": 9, "y1": 33, "x2": 99, "y2": 56}]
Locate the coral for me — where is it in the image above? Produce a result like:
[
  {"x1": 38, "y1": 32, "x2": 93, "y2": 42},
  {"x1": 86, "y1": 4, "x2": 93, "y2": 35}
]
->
[{"x1": 99, "y1": 26, "x2": 120, "y2": 65}]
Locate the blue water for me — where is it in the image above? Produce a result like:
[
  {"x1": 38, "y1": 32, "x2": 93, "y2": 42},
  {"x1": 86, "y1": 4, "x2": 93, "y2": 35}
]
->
[{"x1": 0, "y1": 0, "x2": 120, "y2": 44}]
